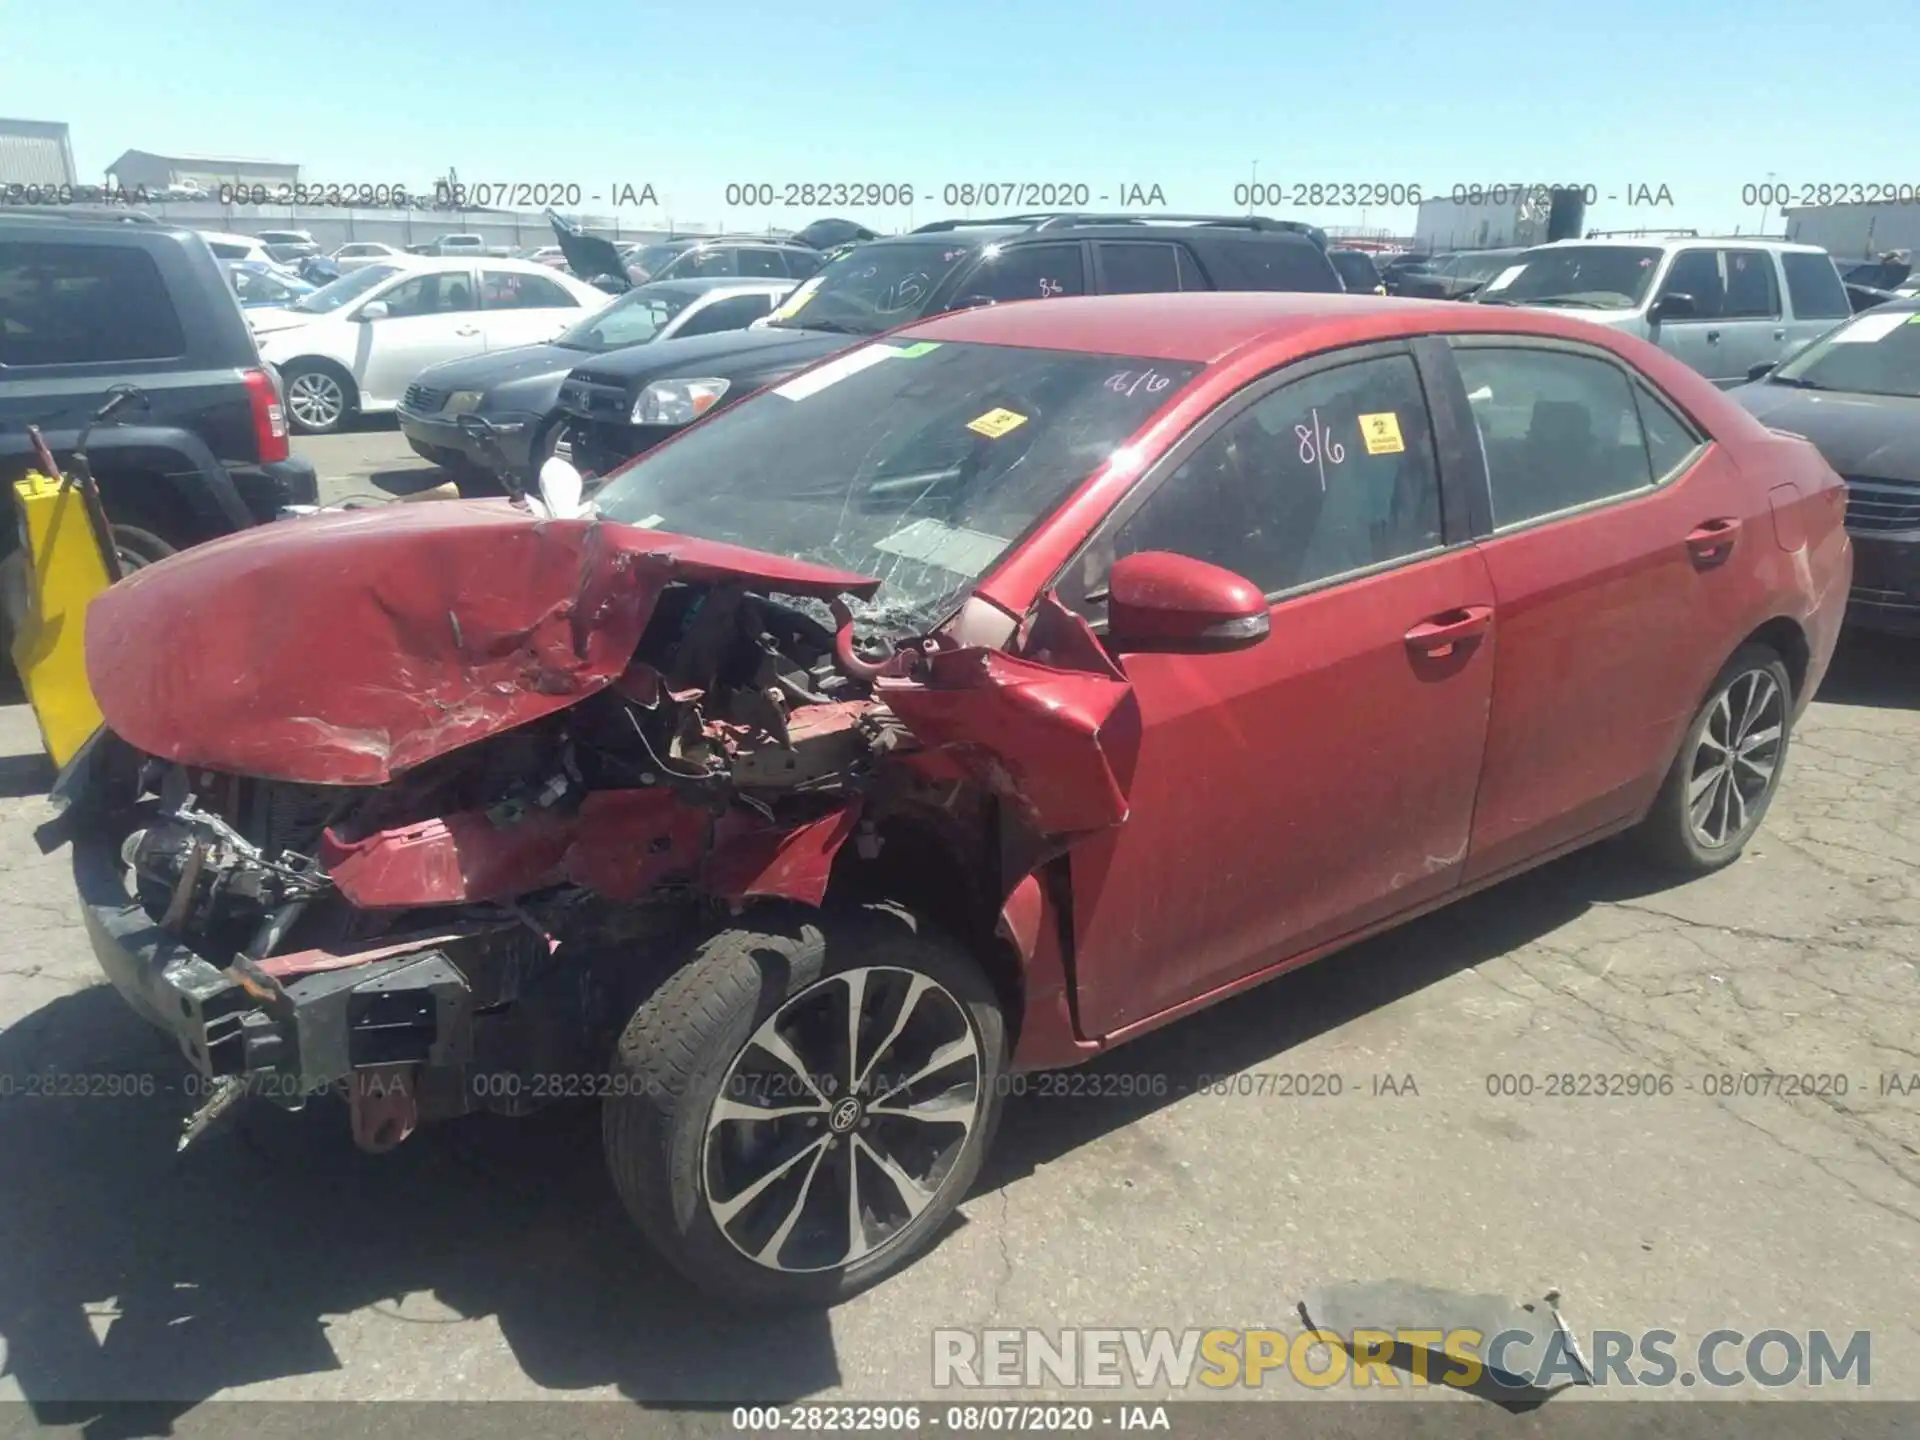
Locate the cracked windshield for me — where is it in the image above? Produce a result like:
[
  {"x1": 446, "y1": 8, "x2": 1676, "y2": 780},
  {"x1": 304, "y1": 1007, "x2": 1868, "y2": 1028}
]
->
[{"x1": 594, "y1": 340, "x2": 1199, "y2": 634}]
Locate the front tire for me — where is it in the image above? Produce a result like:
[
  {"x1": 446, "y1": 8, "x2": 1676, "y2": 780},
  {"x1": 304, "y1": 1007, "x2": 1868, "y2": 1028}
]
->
[
  {"x1": 601, "y1": 904, "x2": 1007, "y2": 1308},
  {"x1": 283, "y1": 361, "x2": 355, "y2": 435},
  {"x1": 1636, "y1": 643, "x2": 1793, "y2": 873}
]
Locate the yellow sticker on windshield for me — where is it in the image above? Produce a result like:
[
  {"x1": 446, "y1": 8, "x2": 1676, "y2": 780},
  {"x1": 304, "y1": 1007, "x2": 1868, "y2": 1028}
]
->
[
  {"x1": 1358, "y1": 412, "x2": 1405, "y2": 454},
  {"x1": 967, "y1": 407, "x2": 1029, "y2": 439}
]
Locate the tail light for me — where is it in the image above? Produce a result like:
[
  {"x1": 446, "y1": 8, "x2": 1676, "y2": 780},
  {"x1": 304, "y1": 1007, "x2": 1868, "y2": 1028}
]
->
[{"x1": 244, "y1": 367, "x2": 290, "y2": 463}]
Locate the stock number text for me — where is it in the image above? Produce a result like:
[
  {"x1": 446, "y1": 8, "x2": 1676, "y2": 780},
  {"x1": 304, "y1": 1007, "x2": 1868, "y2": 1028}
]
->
[{"x1": 1743, "y1": 182, "x2": 1920, "y2": 207}]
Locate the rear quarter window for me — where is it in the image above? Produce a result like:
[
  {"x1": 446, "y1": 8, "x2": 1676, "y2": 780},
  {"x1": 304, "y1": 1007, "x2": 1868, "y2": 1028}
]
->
[
  {"x1": 1189, "y1": 237, "x2": 1341, "y2": 293},
  {"x1": 0, "y1": 241, "x2": 187, "y2": 366},
  {"x1": 1781, "y1": 252, "x2": 1851, "y2": 321}
]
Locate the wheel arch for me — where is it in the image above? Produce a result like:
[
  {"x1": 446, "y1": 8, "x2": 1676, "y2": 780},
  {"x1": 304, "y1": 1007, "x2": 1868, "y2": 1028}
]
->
[
  {"x1": 281, "y1": 354, "x2": 362, "y2": 409},
  {"x1": 825, "y1": 798, "x2": 1030, "y2": 1053},
  {"x1": 1742, "y1": 614, "x2": 1811, "y2": 708}
]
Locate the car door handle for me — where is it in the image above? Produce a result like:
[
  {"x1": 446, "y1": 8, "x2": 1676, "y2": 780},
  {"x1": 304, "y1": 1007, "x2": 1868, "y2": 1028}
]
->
[
  {"x1": 454, "y1": 325, "x2": 480, "y2": 336},
  {"x1": 1773, "y1": 327, "x2": 1786, "y2": 340},
  {"x1": 1686, "y1": 517, "x2": 1741, "y2": 566},
  {"x1": 1705, "y1": 329, "x2": 1721, "y2": 343},
  {"x1": 1404, "y1": 605, "x2": 1493, "y2": 656}
]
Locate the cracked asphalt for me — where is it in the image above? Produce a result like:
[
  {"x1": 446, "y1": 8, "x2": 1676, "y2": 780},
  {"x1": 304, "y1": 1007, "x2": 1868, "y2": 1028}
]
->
[{"x1": 0, "y1": 428, "x2": 1915, "y2": 1420}]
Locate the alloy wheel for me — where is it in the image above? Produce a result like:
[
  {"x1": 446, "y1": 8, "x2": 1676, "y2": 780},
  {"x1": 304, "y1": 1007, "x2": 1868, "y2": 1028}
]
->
[
  {"x1": 1686, "y1": 668, "x2": 1785, "y2": 848},
  {"x1": 287, "y1": 370, "x2": 345, "y2": 430},
  {"x1": 701, "y1": 965, "x2": 984, "y2": 1274}
]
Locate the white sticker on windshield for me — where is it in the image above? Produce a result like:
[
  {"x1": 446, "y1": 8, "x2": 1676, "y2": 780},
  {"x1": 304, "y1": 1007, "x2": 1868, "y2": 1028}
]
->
[
  {"x1": 871, "y1": 518, "x2": 1007, "y2": 578},
  {"x1": 773, "y1": 344, "x2": 901, "y2": 401},
  {"x1": 1830, "y1": 310, "x2": 1908, "y2": 344},
  {"x1": 1484, "y1": 264, "x2": 1526, "y2": 292}
]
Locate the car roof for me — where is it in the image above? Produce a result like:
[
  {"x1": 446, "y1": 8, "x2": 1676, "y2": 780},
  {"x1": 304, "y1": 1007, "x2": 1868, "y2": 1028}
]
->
[
  {"x1": 194, "y1": 229, "x2": 267, "y2": 246},
  {"x1": 1528, "y1": 236, "x2": 1833, "y2": 255},
  {"x1": 895, "y1": 291, "x2": 1680, "y2": 365}
]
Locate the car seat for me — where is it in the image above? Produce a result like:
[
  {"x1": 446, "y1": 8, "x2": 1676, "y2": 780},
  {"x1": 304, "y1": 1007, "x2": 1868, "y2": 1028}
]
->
[{"x1": 1523, "y1": 400, "x2": 1597, "y2": 515}]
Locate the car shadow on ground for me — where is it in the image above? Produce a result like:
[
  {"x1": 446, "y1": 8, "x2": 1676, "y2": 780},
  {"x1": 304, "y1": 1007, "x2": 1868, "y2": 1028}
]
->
[
  {"x1": 979, "y1": 837, "x2": 1681, "y2": 1189},
  {"x1": 1815, "y1": 626, "x2": 1920, "y2": 710},
  {"x1": 0, "y1": 833, "x2": 1683, "y2": 1430}
]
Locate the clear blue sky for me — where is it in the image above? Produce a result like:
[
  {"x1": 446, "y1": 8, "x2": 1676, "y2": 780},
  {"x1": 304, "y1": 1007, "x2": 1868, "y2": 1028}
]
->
[{"x1": 14, "y1": 0, "x2": 1914, "y2": 237}]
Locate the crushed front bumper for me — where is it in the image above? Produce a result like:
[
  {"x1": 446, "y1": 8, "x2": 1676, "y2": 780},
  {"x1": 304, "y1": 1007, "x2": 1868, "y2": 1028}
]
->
[{"x1": 74, "y1": 826, "x2": 479, "y2": 1097}]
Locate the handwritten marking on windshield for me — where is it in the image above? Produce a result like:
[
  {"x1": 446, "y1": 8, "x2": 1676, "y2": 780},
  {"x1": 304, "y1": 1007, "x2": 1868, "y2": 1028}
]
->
[
  {"x1": 1104, "y1": 369, "x2": 1173, "y2": 398},
  {"x1": 1295, "y1": 407, "x2": 1345, "y2": 489}
]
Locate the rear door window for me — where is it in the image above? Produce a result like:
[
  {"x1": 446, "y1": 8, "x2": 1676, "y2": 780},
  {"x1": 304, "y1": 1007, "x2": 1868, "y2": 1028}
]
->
[
  {"x1": 1780, "y1": 252, "x2": 1850, "y2": 320},
  {"x1": 1453, "y1": 346, "x2": 1657, "y2": 528},
  {"x1": 0, "y1": 241, "x2": 186, "y2": 365},
  {"x1": 737, "y1": 248, "x2": 789, "y2": 278},
  {"x1": 1720, "y1": 249, "x2": 1781, "y2": 319},
  {"x1": 1190, "y1": 237, "x2": 1340, "y2": 292},
  {"x1": 1095, "y1": 242, "x2": 1181, "y2": 295},
  {"x1": 960, "y1": 243, "x2": 1086, "y2": 302}
]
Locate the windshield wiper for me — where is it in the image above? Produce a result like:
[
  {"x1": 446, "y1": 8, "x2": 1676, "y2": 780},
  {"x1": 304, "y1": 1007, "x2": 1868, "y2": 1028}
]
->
[
  {"x1": 1767, "y1": 374, "x2": 1828, "y2": 390},
  {"x1": 1521, "y1": 297, "x2": 1611, "y2": 309}
]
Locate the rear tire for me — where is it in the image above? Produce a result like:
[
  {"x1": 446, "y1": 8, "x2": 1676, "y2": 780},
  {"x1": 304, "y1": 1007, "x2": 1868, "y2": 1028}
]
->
[
  {"x1": 109, "y1": 524, "x2": 176, "y2": 572},
  {"x1": 1635, "y1": 644, "x2": 1793, "y2": 873},
  {"x1": 283, "y1": 360, "x2": 355, "y2": 435},
  {"x1": 601, "y1": 903, "x2": 1007, "y2": 1309}
]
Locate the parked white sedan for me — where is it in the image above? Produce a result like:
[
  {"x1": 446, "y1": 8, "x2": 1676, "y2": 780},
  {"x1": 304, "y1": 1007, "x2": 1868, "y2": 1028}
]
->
[
  {"x1": 251, "y1": 258, "x2": 610, "y2": 433},
  {"x1": 331, "y1": 240, "x2": 405, "y2": 272}
]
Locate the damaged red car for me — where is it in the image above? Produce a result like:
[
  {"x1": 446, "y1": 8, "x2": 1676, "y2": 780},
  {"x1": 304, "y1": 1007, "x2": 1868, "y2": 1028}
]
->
[{"x1": 42, "y1": 292, "x2": 1850, "y2": 1306}]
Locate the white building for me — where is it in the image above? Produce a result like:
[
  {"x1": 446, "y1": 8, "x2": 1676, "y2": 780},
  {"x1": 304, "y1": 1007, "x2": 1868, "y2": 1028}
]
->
[
  {"x1": 1782, "y1": 203, "x2": 1920, "y2": 263},
  {"x1": 0, "y1": 118, "x2": 77, "y2": 187},
  {"x1": 106, "y1": 149, "x2": 300, "y2": 195}
]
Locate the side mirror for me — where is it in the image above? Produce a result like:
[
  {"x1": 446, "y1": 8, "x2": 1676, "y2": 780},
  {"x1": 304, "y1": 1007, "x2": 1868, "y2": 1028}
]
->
[
  {"x1": 1648, "y1": 292, "x2": 1696, "y2": 321},
  {"x1": 1103, "y1": 551, "x2": 1270, "y2": 653},
  {"x1": 357, "y1": 300, "x2": 390, "y2": 321},
  {"x1": 537, "y1": 455, "x2": 586, "y2": 519},
  {"x1": 1747, "y1": 361, "x2": 1777, "y2": 382}
]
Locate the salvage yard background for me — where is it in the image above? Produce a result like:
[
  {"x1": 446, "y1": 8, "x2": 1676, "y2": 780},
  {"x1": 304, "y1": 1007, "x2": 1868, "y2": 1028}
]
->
[{"x1": 0, "y1": 425, "x2": 1916, "y2": 1411}]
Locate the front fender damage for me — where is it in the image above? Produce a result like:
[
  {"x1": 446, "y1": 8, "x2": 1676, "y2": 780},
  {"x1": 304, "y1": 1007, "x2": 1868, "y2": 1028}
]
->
[{"x1": 77, "y1": 495, "x2": 1139, "y2": 942}]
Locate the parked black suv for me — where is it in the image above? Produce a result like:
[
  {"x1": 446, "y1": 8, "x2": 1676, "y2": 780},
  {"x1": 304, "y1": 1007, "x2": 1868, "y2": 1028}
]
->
[
  {"x1": 557, "y1": 211, "x2": 1342, "y2": 476},
  {"x1": 0, "y1": 207, "x2": 316, "y2": 566}
]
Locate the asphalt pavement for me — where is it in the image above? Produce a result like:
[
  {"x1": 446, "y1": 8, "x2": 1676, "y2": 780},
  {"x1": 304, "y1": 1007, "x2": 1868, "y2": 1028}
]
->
[{"x1": 0, "y1": 425, "x2": 1915, "y2": 1424}]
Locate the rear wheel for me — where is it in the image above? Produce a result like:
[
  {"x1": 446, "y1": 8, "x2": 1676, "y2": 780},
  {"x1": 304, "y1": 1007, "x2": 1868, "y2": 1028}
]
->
[
  {"x1": 109, "y1": 524, "x2": 176, "y2": 572},
  {"x1": 1635, "y1": 644, "x2": 1792, "y2": 873},
  {"x1": 601, "y1": 904, "x2": 1007, "y2": 1308},
  {"x1": 284, "y1": 361, "x2": 355, "y2": 435}
]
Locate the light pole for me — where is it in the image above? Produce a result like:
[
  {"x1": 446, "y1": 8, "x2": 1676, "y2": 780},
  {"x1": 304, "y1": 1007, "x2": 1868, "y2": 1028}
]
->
[
  {"x1": 1249, "y1": 160, "x2": 1258, "y2": 214},
  {"x1": 1754, "y1": 171, "x2": 1773, "y2": 236}
]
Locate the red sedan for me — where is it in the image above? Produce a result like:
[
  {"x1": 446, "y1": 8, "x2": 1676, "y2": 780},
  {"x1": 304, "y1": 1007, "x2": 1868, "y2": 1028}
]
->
[{"x1": 59, "y1": 291, "x2": 1850, "y2": 1307}]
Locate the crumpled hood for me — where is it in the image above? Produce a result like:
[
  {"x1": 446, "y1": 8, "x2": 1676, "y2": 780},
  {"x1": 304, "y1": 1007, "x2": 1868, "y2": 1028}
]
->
[{"x1": 83, "y1": 501, "x2": 879, "y2": 785}]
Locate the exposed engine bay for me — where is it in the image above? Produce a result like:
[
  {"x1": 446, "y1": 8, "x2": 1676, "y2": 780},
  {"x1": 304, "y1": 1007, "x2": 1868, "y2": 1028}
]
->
[{"x1": 116, "y1": 581, "x2": 925, "y2": 959}]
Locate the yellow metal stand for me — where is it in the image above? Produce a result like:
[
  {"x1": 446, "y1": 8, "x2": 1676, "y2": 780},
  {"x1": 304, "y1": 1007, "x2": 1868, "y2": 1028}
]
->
[{"x1": 9, "y1": 471, "x2": 112, "y2": 768}]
